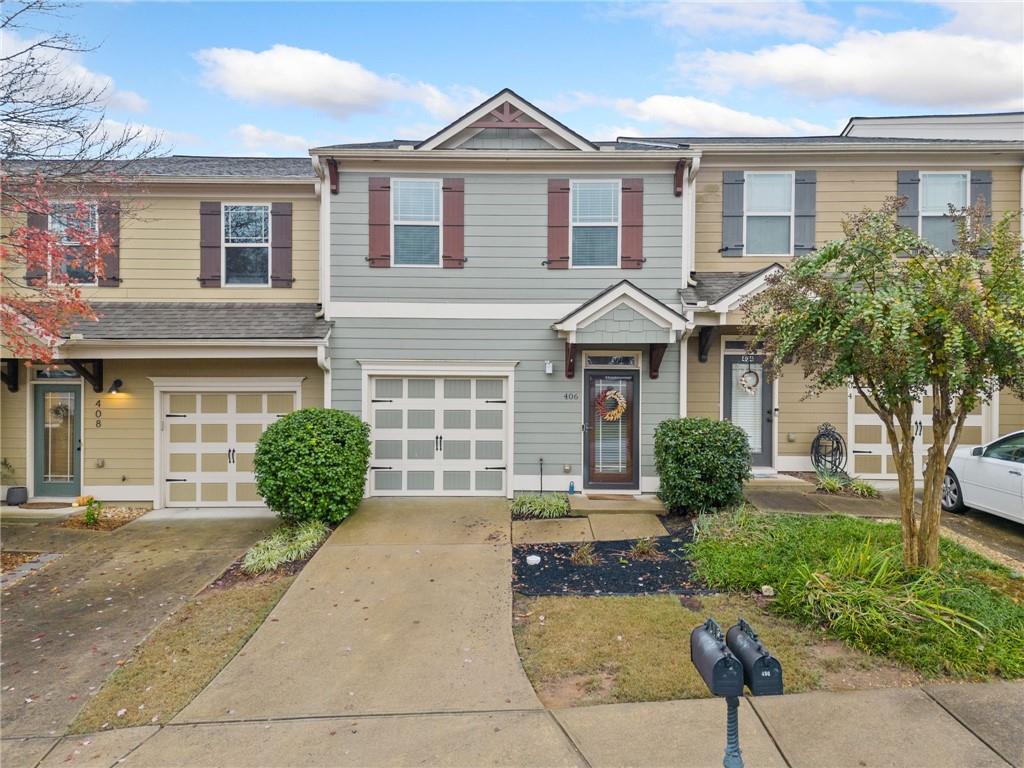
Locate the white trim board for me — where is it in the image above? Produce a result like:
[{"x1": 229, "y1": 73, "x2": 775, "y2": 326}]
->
[
  {"x1": 60, "y1": 343, "x2": 324, "y2": 359},
  {"x1": 82, "y1": 485, "x2": 155, "y2": 501},
  {"x1": 328, "y1": 302, "x2": 579, "y2": 320}
]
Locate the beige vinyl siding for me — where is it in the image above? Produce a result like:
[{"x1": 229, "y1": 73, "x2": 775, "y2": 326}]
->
[
  {"x1": 1, "y1": 383, "x2": 29, "y2": 487},
  {"x1": 695, "y1": 163, "x2": 1021, "y2": 272},
  {"x1": 776, "y1": 371, "x2": 847, "y2": 457},
  {"x1": 1000, "y1": 390, "x2": 1024, "y2": 435},
  {"x1": 686, "y1": 334, "x2": 720, "y2": 419}
]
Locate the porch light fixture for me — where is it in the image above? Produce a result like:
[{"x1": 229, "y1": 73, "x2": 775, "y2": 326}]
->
[{"x1": 107, "y1": 378, "x2": 124, "y2": 394}]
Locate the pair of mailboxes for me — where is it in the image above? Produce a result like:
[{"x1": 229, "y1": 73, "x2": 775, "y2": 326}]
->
[{"x1": 690, "y1": 618, "x2": 783, "y2": 697}]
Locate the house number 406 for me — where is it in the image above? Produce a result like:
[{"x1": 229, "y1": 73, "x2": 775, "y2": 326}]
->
[{"x1": 563, "y1": 392, "x2": 579, "y2": 400}]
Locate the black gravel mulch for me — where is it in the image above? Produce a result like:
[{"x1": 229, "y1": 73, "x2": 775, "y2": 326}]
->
[{"x1": 513, "y1": 524, "x2": 709, "y2": 597}]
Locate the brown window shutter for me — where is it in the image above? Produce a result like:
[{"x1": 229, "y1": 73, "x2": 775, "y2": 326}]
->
[
  {"x1": 198, "y1": 202, "x2": 221, "y2": 287},
  {"x1": 97, "y1": 200, "x2": 121, "y2": 287},
  {"x1": 368, "y1": 177, "x2": 391, "y2": 268},
  {"x1": 271, "y1": 202, "x2": 294, "y2": 287},
  {"x1": 621, "y1": 178, "x2": 644, "y2": 269},
  {"x1": 546, "y1": 179, "x2": 570, "y2": 269},
  {"x1": 442, "y1": 178, "x2": 465, "y2": 269},
  {"x1": 25, "y1": 210, "x2": 49, "y2": 285}
]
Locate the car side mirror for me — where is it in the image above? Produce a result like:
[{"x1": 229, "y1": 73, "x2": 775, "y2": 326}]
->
[{"x1": 971, "y1": 446, "x2": 984, "y2": 457}]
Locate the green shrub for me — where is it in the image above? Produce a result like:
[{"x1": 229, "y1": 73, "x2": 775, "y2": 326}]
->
[
  {"x1": 83, "y1": 498, "x2": 102, "y2": 527},
  {"x1": 510, "y1": 493, "x2": 570, "y2": 519},
  {"x1": 254, "y1": 408, "x2": 370, "y2": 525},
  {"x1": 815, "y1": 471, "x2": 848, "y2": 494},
  {"x1": 654, "y1": 418, "x2": 751, "y2": 513},
  {"x1": 242, "y1": 520, "x2": 330, "y2": 575},
  {"x1": 849, "y1": 478, "x2": 880, "y2": 498}
]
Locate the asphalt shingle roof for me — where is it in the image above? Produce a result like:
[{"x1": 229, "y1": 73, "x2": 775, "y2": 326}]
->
[
  {"x1": 680, "y1": 266, "x2": 780, "y2": 305},
  {"x1": 4, "y1": 156, "x2": 316, "y2": 179},
  {"x1": 66, "y1": 303, "x2": 329, "y2": 340}
]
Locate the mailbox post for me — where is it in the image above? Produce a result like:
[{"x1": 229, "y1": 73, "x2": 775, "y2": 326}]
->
[{"x1": 690, "y1": 618, "x2": 785, "y2": 768}]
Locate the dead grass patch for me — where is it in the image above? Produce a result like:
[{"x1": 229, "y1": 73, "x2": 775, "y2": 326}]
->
[
  {"x1": 59, "y1": 506, "x2": 149, "y2": 531},
  {"x1": 513, "y1": 593, "x2": 920, "y2": 707},
  {"x1": 69, "y1": 576, "x2": 293, "y2": 733},
  {"x1": 1, "y1": 551, "x2": 39, "y2": 572}
]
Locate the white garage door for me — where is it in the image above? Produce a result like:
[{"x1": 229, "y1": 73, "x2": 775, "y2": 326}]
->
[
  {"x1": 162, "y1": 391, "x2": 298, "y2": 506},
  {"x1": 368, "y1": 376, "x2": 509, "y2": 496}
]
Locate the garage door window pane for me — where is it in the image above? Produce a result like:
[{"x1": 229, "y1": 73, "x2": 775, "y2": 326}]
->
[
  {"x1": 375, "y1": 379, "x2": 403, "y2": 398},
  {"x1": 408, "y1": 379, "x2": 435, "y2": 398},
  {"x1": 444, "y1": 379, "x2": 472, "y2": 399}
]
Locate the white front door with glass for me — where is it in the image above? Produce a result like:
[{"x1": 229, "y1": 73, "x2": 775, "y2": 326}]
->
[
  {"x1": 723, "y1": 344, "x2": 774, "y2": 467},
  {"x1": 368, "y1": 376, "x2": 509, "y2": 496}
]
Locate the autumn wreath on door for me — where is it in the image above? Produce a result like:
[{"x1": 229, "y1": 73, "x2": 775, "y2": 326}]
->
[{"x1": 595, "y1": 389, "x2": 628, "y2": 422}]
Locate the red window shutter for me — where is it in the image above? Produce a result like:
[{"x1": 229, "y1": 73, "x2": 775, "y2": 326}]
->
[
  {"x1": 621, "y1": 178, "x2": 644, "y2": 269},
  {"x1": 271, "y1": 202, "x2": 294, "y2": 287},
  {"x1": 25, "y1": 209, "x2": 49, "y2": 285},
  {"x1": 547, "y1": 179, "x2": 570, "y2": 269},
  {"x1": 442, "y1": 178, "x2": 465, "y2": 269},
  {"x1": 368, "y1": 177, "x2": 391, "y2": 268},
  {"x1": 198, "y1": 201, "x2": 221, "y2": 287},
  {"x1": 98, "y1": 200, "x2": 121, "y2": 287}
]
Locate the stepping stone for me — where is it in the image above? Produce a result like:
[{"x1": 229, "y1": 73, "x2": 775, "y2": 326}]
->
[
  {"x1": 746, "y1": 489, "x2": 829, "y2": 515},
  {"x1": 588, "y1": 513, "x2": 667, "y2": 541},
  {"x1": 512, "y1": 518, "x2": 593, "y2": 545}
]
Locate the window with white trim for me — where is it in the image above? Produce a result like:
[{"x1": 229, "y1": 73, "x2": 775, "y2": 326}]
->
[
  {"x1": 744, "y1": 172, "x2": 794, "y2": 256},
  {"x1": 49, "y1": 202, "x2": 98, "y2": 285},
  {"x1": 920, "y1": 171, "x2": 968, "y2": 252},
  {"x1": 392, "y1": 179, "x2": 441, "y2": 266},
  {"x1": 223, "y1": 203, "x2": 271, "y2": 285},
  {"x1": 571, "y1": 180, "x2": 619, "y2": 267}
]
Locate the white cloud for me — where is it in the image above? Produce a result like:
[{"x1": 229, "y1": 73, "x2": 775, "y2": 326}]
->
[
  {"x1": 692, "y1": 28, "x2": 1024, "y2": 109},
  {"x1": 195, "y1": 44, "x2": 483, "y2": 121},
  {"x1": 233, "y1": 124, "x2": 311, "y2": 154},
  {"x1": 100, "y1": 119, "x2": 198, "y2": 149},
  {"x1": 935, "y1": 0, "x2": 1024, "y2": 43},
  {"x1": 613, "y1": 95, "x2": 833, "y2": 136},
  {"x1": 633, "y1": 1, "x2": 839, "y2": 42}
]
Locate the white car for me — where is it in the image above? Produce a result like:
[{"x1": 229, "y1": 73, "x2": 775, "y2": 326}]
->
[{"x1": 943, "y1": 430, "x2": 1024, "y2": 523}]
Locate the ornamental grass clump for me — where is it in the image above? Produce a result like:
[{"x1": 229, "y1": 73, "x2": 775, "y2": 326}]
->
[
  {"x1": 242, "y1": 520, "x2": 329, "y2": 575},
  {"x1": 510, "y1": 494, "x2": 570, "y2": 519}
]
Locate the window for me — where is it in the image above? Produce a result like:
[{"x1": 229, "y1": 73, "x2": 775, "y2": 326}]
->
[
  {"x1": 984, "y1": 433, "x2": 1024, "y2": 463},
  {"x1": 222, "y1": 204, "x2": 271, "y2": 285},
  {"x1": 49, "y1": 202, "x2": 98, "y2": 284},
  {"x1": 571, "y1": 180, "x2": 619, "y2": 267},
  {"x1": 744, "y1": 172, "x2": 793, "y2": 256},
  {"x1": 584, "y1": 353, "x2": 638, "y2": 368},
  {"x1": 392, "y1": 179, "x2": 441, "y2": 266},
  {"x1": 920, "y1": 172, "x2": 968, "y2": 252}
]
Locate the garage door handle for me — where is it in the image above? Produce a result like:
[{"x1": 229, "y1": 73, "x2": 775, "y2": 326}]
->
[
  {"x1": 165, "y1": 478, "x2": 187, "y2": 482},
  {"x1": 371, "y1": 399, "x2": 393, "y2": 403},
  {"x1": 370, "y1": 466, "x2": 393, "y2": 471},
  {"x1": 485, "y1": 399, "x2": 506, "y2": 404},
  {"x1": 485, "y1": 466, "x2": 507, "y2": 470},
  {"x1": 164, "y1": 414, "x2": 187, "y2": 418}
]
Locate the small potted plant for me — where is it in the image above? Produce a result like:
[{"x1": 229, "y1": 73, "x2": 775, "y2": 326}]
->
[{"x1": 2, "y1": 458, "x2": 28, "y2": 506}]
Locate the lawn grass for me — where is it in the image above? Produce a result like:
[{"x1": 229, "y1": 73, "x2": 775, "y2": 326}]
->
[
  {"x1": 513, "y1": 593, "x2": 915, "y2": 706},
  {"x1": 69, "y1": 577, "x2": 293, "y2": 733},
  {"x1": 688, "y1": 509, "x2": 1024, "y2": 679}
]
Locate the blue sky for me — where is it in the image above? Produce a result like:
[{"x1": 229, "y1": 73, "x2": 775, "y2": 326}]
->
[{"x1": 27, "y1": 1, "x2": 1024, "y2": 156}]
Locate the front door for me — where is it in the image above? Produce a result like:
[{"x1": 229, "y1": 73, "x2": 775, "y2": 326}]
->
[
  {"x1": 584, "y1": 370, "x2": 639, "y2": 490},
  {"x1": 33, "y1": 384, "x2": 82, "y2": 497},
  {"x1": 723, "y1": 353, "x2": 774, "y2": 467}
]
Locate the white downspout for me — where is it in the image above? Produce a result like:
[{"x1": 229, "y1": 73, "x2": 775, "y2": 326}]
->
[
  {"x1": 317, "y1": 331, "x2": 332, "y2": 409},
  {"x1": 315, "y1": 156, "x2": 331, "y2": 318},
  {"x1": 685, "y1": 156, "x2": 701, "y2": 287}
]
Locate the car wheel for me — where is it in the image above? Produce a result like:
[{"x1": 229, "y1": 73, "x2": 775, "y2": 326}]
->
[{"x1": 941, "y1": 470, "x2": 967, "y2": 513}]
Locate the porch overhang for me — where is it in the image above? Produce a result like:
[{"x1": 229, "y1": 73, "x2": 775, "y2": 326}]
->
[{"x1": 551, "y1": 280, "x2": 693, "y2": 345}]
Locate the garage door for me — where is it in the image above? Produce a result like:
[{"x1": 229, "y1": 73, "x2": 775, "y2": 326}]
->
[
  {"x1": 368, "y1": 376, "x2": 509, "y2": 496},
  {"x1": 162, "y1": 391, "x2": 298, "y2": 506}
]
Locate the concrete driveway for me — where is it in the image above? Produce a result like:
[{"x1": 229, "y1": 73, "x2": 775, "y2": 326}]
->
[{"x1": 0, "y1": 513, "x2": 274, "y2": 740}]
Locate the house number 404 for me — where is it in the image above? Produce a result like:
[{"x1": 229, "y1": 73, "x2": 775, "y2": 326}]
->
[{"x1": 94, "y1": 400, "x2": 103, "y2": 428}]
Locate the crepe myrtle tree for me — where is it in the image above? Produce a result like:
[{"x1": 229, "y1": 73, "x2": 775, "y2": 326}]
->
[{"x1": 742, "y1": 197, "x2": 1024, "y2": 569}]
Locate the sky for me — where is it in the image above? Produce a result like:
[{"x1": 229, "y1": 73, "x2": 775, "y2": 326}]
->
[{"x1": 14, "y1": 0, "x2": 1024, "y2": 156}]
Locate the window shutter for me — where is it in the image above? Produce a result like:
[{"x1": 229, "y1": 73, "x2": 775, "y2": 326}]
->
[
  {"x1": 721, "y1": 171, "x2": 744, "y2": 257},
  {"x1": 270, "y1": 202, "x2": 294, "y2": 287},
  {"x1": 25, "y1": 210, "x2": 48, "y2": 285},
  {"x1": 546, "y1": 179, "x2": 570, "y2": 269},
  {"x1": 198, "y1": 201, "x2": 222, "y2": 287},
  {"x1": 970, "y1": 170, "x2": 993, "y2": 227},
  {"x1": 794, "y1": 170, "x2": 816, "y2": 256},
  {"x1": 442, "y1": 178, "x2": 465, "y2": 269},
  {"x1": 897, "y1": 171, "x2": 920, "y2": 233},
  {"x1": 621, "y1": 178, "x2": 644, "y2": 269},
  {"x1": 97, "y1": 200, "x2": 121, "y2": 287},
  {"x1": 368, "y1": 177, "x2": 391, "y2": 268}
]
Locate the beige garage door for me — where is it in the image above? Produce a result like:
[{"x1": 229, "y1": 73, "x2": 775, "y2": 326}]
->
[{"x1": 162, "y1": 391, "x2": 297, "y2": 506}]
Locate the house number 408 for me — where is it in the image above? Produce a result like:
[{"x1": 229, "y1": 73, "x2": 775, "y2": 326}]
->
[{"x1": 94, "y1": 400, "x2": 103, "y2": 428}]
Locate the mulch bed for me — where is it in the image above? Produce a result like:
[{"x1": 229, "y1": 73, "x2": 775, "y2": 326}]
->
[
  {"x1": 513, "y1": 524, "x2": 709, "y2": 597},
  {"x1": 205, "y1": 531, "x2": 331, "y2": 591},
  {"x1": 1, "y1": 551, "x2": 39, "y2": 572},
  {"x1": 58, "y1": 506, "x2": 149, "y2": 531}
]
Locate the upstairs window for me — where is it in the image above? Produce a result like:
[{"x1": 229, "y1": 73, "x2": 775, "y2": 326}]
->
[
  {"x1": 571, "y1": 180, "x2": 620, "y2": 268},
  {"x1": 920, "y1": 172, "x2": 968, "y2": 252},
  {"x1": 49, "y1": 202, "x2": 98, "y2": 285},
  {"x1": 392, "y1": 179, "x2": 441, "y2": 266},
  {"x1": 744, "y1": 172, "x2": 793, "y2": 256},
  {"x1": 223, "y1": 203, "x2": 271, "y2": 285}
]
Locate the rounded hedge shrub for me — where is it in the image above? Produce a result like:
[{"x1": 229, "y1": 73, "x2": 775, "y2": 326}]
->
[
  {"x1": 254, "y1": 408, "x2": 370, "y2": 525},
  {"x1": 654, "y1": 417, "x2": 751, "y2": 513}
]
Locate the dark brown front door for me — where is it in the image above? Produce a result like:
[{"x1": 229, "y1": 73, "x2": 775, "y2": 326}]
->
[{"x1": 584, "y1": 370, "x2": 639, "y2": 490}]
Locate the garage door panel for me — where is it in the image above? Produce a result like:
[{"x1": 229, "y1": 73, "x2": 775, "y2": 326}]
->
[
  {"x1": 375, "y1": 409, "x2": 403, "y2": 429},
  {"x1": 201, "y1": 394, "x2": 228, "y2": 414},
  {"x1": 407, "y1": 410, "x2": 434, "y2": 429}
]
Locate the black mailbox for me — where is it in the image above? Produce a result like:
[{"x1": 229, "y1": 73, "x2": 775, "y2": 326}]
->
[
  {"x1": 726, "y1": 619, "x2": 784, "y2": 696},
  {"x1": 690, "y1": 619, "x2": 744, "y2": 697}
]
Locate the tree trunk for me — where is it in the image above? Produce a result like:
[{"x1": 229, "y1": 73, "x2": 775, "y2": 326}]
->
[
  {"x1": 885, "y1": 417, "x2": 919, "y2": 569},
  {"x1": 918, "y1": 441, "x2": 945, "y2": 569}
]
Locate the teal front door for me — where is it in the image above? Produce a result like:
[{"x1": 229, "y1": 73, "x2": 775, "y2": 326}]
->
[{"x1": 34, "y1": 384, "x2": 82, "y2": 497}]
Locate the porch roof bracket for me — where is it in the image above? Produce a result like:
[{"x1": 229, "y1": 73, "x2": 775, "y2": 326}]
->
[
  {"x1": 649, "y1": 343, "x2": 668, "y2": 379},
  {"x1": 68, "y1": 359, "x2": 104, "y2": 393},
  {"x1": 565, "y1": 342, "x2": 577, "y2": 379},
  {"x1": 698, "y1": 327, "x2": 716, "y2": 363},
  {"x1": 1, "y1": 359, "x2": 19, "y2": 393}
]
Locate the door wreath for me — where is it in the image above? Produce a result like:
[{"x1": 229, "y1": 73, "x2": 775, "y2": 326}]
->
[{"x1": 595, "y1": 389, "x2": 628, "y2": 422}]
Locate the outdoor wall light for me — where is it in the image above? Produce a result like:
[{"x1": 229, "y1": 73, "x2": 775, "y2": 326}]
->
[
  {"x1": 543, "y1": 360, "x2": 554, "y2": 375},
  {"x1": 107, "y1": 378, "x2": 124, "y2": 394}
]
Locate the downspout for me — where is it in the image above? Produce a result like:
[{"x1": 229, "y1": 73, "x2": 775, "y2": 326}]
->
[
  {"x1": 679, "y1": 318, "x2": 694, "y2": 418},
  {"x1": 313, "y1": 156, "x2": 332, "y2": 319},
  {"x1": 317, "y1": 328, "x2": 332, "y2": 408},
  {"x1": 685, "y1": 156, "x2": 701, "y2": 287}
]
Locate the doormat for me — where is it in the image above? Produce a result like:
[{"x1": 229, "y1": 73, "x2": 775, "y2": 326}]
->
[
  {"x1": 19, "y1": 502, "x2": 72, "y2": 509},
  {"x1": 583, "y1": 494, "x2": 639, "y2": 501}
]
